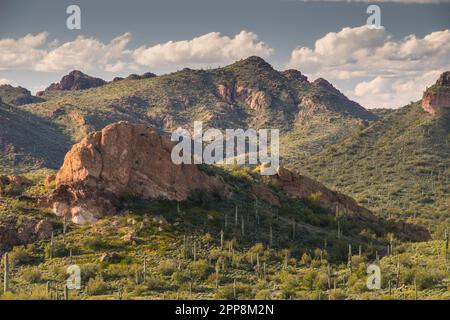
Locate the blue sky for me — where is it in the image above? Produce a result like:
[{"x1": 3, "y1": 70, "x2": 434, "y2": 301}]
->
[{"x1": 0, "y1": 0, "x2": 449, "y2": 108}]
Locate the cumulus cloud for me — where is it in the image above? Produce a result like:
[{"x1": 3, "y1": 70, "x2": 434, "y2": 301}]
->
[
  {"x1": 0, "y1": 31, "x2": 272, "y2": 73},
  {"x1": 35, "y1": 33, "x2": 132, "y2": 72},
  {"x1": 348, "y1": 70, "x2": 443, "y2": 108},
  {"x1": 133, "y1": 31, "x2": 273, "y2": 68},
  {"x1": 0, "y1": 32, "x2": 133, "y2": 72},
  {"x1": 0, "y1": 32, "x2": 48, "y2": 70},
  {"x1": 287, "y1": 26, "x2": 450, "y2": 108}
]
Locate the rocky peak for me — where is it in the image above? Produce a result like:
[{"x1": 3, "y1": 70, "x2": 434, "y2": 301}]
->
[
  {"x1": 282, "y1": 69, "x2": 308, "y2": 82},
  {"x1": 38, "y1": 70, "x2": 107, "y2": 95},
  {"x1": 436, "y1": 71, "x2": 450, "y2": 87},
  {"x1": 421, "y1": 71, "x2": 450, "y2": 114},
  {"x1": 231, "y1": 56, "x2": 274, "y2": 71},
  {"x1": 313, "y1": 78, "x2": 342, "y2": 96}
]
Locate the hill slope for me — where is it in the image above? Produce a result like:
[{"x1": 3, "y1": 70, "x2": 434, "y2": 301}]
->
[
  {"x1": 0, "y1": 101, "x2": 70, "y2": 173},
  {"x1": 290, "y1": 102, "x2": 449, "y2": 233}
]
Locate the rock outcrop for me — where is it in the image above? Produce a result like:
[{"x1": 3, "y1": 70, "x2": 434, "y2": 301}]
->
[
  {"x1": 282, "y1": 69, "x2": 308, "y2": 82},
  {"x1": 48, "y1": 122, "x2": 226, "y2": 223},
  {"x1": 0, "y1": 175, "x2": 31, "y2": 194},
  {"x1": 38, "y1": 70, "x2": 106, "y2": 95},
  {"x1": 421, "y1": 71, "x2": 450, "y2": 114},
  {"x1": 0, "y1": 218, "x2": 53, "y2": 252},
  {"x1": 272, "y1": 166, "x2": 371, "y2": 215}
]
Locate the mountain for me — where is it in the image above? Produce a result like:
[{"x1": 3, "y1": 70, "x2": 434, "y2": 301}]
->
[
  {"x1": 17, "y1": 56, "x2": 377, "y2": 158},
  {"x1": 37, "y1": 70, "x2": 107, "y2": 96},
  {"x1": 0, "y1": 85, "x2": 44, "y2": 106},
  {"x1": 0, "y1": 99, "x2": 70, "y2": 173},
  {"x1": 289, "y1": 72, "x2": 450, "y2": 234}
]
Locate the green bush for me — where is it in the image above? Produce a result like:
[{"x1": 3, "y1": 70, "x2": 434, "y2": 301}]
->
[
  {"x1": 83, "y1": 237, "x2": 110, "y2": 251},
  {"x1": 21, "y1": 267, "x2": 42, "y2": 283},
  {"x1": 215, "y1": 282, "x2": 253, "y2": 300},
  {"x1": 85, "y1": 277, "x2": 109, "y2": 296},
  {"x1": 157, "y1": 259, "x2": 178, "y2": 276},
  {"x1": 10, "y1": 246, "x2": 41, "y2": 267},
  {"x1": 190, "y1": 260, "x2": 213, "y2": 281},
  {"x1": 45, "y1": 241, "x2": 68, "y2": 258},
  {"x1": 80, "y1": 263, "x2": 101, "y2": 281}
]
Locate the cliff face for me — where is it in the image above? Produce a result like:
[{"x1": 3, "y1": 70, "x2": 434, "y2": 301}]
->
[
  {"x1": 421, "y1": 71, "x2": 450, "y2": 114},
  {"x1": 422, "y1": 91, "x2": 450, "y2": 114}
]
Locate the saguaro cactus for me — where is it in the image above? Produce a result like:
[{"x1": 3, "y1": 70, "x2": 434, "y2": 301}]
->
[
  {"x1": 292, "y1": 218, "x2": 296, "y2": 240},
  {"x1": 3, "y1": 253, "x2": 10, "y2": 293},
  {"x1": 347, "y1": 244, "x2": 352, "y2": 272},
  {"x1": 445, "y1": 229, "x2": 449, "y2": 260},
  {"x1": 269, "y1": 225, "x2": 273, "y2": 247}
]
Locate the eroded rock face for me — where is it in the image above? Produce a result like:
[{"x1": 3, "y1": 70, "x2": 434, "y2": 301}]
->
[
  {"x1": 422, "y1": 92, "x2": 450, "y2": 114},
  {"x1": 422, "y1": 71, "x2": 450, "y2": 114},
  {"x1": 49, "y1": 121, "x2": 225, "y2": 223}
]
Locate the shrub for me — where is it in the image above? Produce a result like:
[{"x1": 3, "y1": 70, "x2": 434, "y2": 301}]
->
[
  {"x1": 10, "y1": 246, "x2": 41, "y2": 267},
  {"x1": 190, "y1": 260, "x2": 213, "y2": 281},
  {"x1": 21, "y1": 267, "x2": 42, "y2": 283},
  {"x1": 215, "y1": 282, "x2": 253, "y2": 300},
  {"x1": 45, "y1": 241, "x2": 68, "y2": 259},
  {"x1": 80, "y1": 263, "x2": 101, "y2": 281},
  {"x1": 83, "y1": 237, "x2": 110, "y2": 251},
  {"x1": 85, "y1": 277, "x2": 109, "y2": 296},
  {"x1": 158, "y1": 259, "x2": 178, "y2": 276}
]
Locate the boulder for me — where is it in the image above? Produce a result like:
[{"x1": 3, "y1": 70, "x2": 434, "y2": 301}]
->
[
  {"x1": 100, "y1": 252, "x2": 121, "y2": 263},
  {"x1": 34, "y1": 220, "x2": 53, "y2": 239},
  {"x1": 47, "y1": 121, "x2": 226, "y2": 223}
]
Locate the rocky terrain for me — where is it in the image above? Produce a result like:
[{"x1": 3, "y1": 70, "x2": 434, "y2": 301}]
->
[{"x1": 37, "y1": 70, "x2": 107, "y2": 95}]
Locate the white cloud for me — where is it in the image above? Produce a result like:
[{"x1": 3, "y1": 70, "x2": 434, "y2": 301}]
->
[
  {"x1": 348, "y1": 70, "x2": 443, "y2": 108},
  {"x1": 287, "y1": 26, "x2": 450, "y2": 108},
  {"x1": 0, "y1": 78, "x2": 17, "y2": 86},
  {"x1": 0, "y1": 31, "x2": 273, "y2": 73},
  {"x1": 133, "y1": 31, "x2": 274, "y2": 68},
  {"x1": 0, "y1": 32, "x2": 133, "y2": 72},
  {"x1": 35, "y1": 33, "x2": 132, "y2": 72},
  {"x1": 0, "y1": 32, "x2": 48, "y2": 70}
]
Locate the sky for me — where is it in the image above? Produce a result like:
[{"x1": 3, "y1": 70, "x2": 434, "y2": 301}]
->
[{"x1": 0, "y1": 0, "x2": 449, "y2": 108}]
